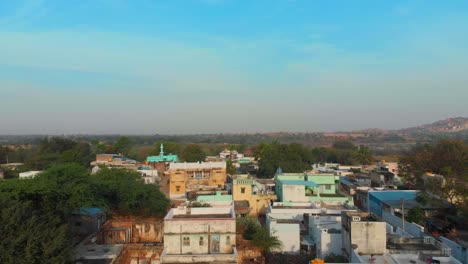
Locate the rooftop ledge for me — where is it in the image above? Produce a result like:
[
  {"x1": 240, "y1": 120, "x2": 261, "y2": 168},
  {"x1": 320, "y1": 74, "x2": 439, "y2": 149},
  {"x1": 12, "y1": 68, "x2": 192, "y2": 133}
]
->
[{"x1": 161, "y1": 247, "x2": 237, "y2": 264}]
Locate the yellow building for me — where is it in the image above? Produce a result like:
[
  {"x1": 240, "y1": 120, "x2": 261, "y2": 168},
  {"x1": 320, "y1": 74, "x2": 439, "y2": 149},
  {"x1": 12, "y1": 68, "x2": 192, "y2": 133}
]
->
[
  {"x1": 168, "y1": 162, "x2": 227, "y2": 199},
  {"x1": 232, "y1": 174, "x2": 277, "y2": 216}
]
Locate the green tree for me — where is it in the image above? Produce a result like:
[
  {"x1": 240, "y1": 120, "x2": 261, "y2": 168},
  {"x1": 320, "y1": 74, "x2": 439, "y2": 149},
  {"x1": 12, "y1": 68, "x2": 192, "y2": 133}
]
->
[
  {"x1": 0, "y1": 198, "x2": 72, "y2": 264},
  {"x1": 92, "y1": 168, "x2": 169, "y2": 216},
  {"x1": 226, "y1": 159, "x2": 236, "y2": 175},
  {"x1": 332, "y1": 140, "x2": 357, "y2": 150},
  {"x1": 113, "y1": 136, "x2": 132, "y2": 155},
  {"x1": 252, "y1": 227, "x2": 282, "y2": 253},
  {"x1": 255, "y1": 142, "x2": 313, "y2": 178},
  {"x1": 236, "y1": 217, "x2": 281, "y2": 252},
  {"x1": 25, "y1": 137, "x2": 92, "y2": 169},
  {"x1": 356, "y1": 145, "x2": 373, "y2": 165},
  {"x1": 406, "y1": 206, "x2": 425, "y2": 225},
  {"x1": 182, "y1": 144, "x2": 206, "y2": 162}
]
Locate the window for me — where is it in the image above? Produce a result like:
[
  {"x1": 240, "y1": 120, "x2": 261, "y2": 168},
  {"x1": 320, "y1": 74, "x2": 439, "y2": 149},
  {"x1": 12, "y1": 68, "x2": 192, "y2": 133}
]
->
[
  {"x1": 183, "y1": 237, "x2": 190, "y2": 246},
  {"x1": 325, "y1": 184, "x2": 331, "y2": 190},
  {"x1": 241, "y1": 187, "x2": 245, "y2": 194},
  {"x1": 176, "y1": 186, "x2": 180, "y2": 192},
  {"x1": 226, "y1": 235, "x2": 230, "y2": 245},
  {"x1": 199, "y1": 237, "x2": 204, "y2": 246},
  {"x1": 196, "y1": 172, "x2": 202, "y2": 179}
]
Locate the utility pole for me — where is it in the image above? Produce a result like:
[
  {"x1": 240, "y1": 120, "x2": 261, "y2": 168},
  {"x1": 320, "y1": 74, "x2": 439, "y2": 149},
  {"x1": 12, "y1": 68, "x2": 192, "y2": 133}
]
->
[{"x1": 401, "y1": 198, "x2": 405, "y2": 236}]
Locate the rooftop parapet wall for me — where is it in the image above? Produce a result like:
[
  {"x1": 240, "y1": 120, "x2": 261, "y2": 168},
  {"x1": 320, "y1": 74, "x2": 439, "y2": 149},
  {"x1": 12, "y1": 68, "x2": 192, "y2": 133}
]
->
[
  {"x1": 169, "y1": 162, "x2": 226, "y2": 170},
  {"x1": 160, "y1": 247, "x2": 237, "y2": 264}
]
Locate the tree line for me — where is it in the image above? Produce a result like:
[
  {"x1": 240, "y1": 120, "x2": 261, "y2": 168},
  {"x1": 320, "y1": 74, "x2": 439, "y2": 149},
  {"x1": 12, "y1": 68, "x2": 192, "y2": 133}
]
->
[
  {"x1": 399, "y1": 139, "x2": 468, "y2": 219},
  {"x1": 254, "y1": 140, "x2": 373, "y2": 178},
  {"x1": 0, "y1": 164, "x2": 169, "y2": 263}
]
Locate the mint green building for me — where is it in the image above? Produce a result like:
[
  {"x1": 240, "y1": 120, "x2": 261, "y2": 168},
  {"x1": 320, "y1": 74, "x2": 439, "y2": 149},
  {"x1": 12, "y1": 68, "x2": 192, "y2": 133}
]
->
[
  {"x1": 196, "y1": 191, "x2": 233, "y2": 203},
  {"x1": 275, "y1": 170, "x2": 352, "y2": 204},
  {"x1": 146, "y1": 144, "x2": 179, "y2": 163}
]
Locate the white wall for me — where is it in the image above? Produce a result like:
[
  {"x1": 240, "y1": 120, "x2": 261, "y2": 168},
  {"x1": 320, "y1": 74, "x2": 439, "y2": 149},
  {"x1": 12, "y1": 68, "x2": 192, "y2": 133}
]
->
[
  {"x1": 350, "y1": 221, "x2": 387, "y2": 255},
  {"x1": 19, "y1": 171, "x2": 42, "y2": 179},
  {"x1": 382, "y1": 210, "x2": 424, "y2": 237},
  {"x1": 440, "y1": 236, "x2": 468, "y2": 264},
  {"x1": 269, "y1": 221, "x2": 300, "y2": 253},
  {"x1": 282, "y1": 185, "x2": 308, "y2": 202},
  {"x1": 164, "y1": 218, "x2": 236, "y2": 255},
  {"x1": 269, "y1": 203, "x2": 321, "y2": 218},
  {"x1": 309, "y1": 215, "x2": 342, "y2": 258}
]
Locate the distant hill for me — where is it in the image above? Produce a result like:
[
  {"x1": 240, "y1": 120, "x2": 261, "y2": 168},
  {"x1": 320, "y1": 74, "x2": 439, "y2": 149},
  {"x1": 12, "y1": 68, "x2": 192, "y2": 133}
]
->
[{"x1": 396, "y1": 117, "x2": 468, "y2": 134}]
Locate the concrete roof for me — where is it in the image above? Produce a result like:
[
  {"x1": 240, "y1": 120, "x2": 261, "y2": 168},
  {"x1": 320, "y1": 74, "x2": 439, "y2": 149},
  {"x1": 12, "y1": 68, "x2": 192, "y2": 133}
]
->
[
  {"x1": 169, "y1": 161, "x2": 226, "y2": 170},
  {"x1": 146, "y1": 154, "x2": 179, "y2": 163},
  {"x1": 279, "y1": 180, "x2": 319, "y2": 187}
]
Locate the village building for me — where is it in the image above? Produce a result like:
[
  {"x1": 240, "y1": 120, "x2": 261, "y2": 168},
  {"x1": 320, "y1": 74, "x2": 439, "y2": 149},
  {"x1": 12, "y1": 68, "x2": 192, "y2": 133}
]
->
[
  {"x1": 341, "y1": 211, "x2": 387, "y2": 258},
  {"x1": 266, "y1": 200, "x2": 357, "y2": 253},
  {"x1": 168, "y1": 161, "x2": 226, "y2": 199},
  {"x1": 161, "y1": 205, "x2": 237, "y2": 264},
  {"x1": 275, "y1": 171, "x2": 353, "y2": 205},
  {"x1": 231, "y1": 174, "x2": 277, "y2": 216},
  {"x1": 92, "y1": 154, "x2": 137, "y2": 168},
  {"x1": 349, "y1": 235, "x2": 458, "y2": 264},
  {"x1": 146, "y1": 144, "x2": 179, "y2": 172}
]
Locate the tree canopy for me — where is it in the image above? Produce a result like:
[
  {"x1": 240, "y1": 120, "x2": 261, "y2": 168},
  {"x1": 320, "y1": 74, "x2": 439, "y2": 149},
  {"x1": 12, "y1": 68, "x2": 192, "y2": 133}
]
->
[
  {"x1": 0, "y1": 164, "x2": 170, "y2": 263},
  {"x1": 399, "y1": 139, "x2": 468, "y2": 217},
  {"x1": 399, "y1": 139, "x2": 468, "y2": 182},
  {"x1": 254, "y1": 142, "x2": 313, "y2": 178},
  {"x1": 181, "y1": 144, "x2": 206, "y2": 162},
  {"x1": 254, "y1": 141, "x2": 374, "y2": 178},
  {"x1": 25, "y1": 137, "x2": 93, "y2": 170}
]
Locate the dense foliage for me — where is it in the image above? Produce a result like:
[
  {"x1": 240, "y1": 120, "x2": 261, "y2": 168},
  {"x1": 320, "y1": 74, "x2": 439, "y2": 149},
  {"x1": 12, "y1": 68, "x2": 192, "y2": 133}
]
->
[
  {"x1": 254, "y1": 141, "x2": 374, "y2": 178},
  {"x1": 255, "y1": 142, "x2": 313, "y2": 178},
  {"x1": 0, "y1": 164, "x2": 169, "y2": 263},
  {"x1": 23, "y1": 137, "x2": 93, "y2": 170},
  {"x1": 399, "y1": 139, "x2": 468, "y2": 182},
  {"x1": 236, "y1": 217, "x2": 282, "y2": 253},
  {"x1": 399, "y1": 139, "x2": 468, "y2": 217},
  {"x1": 181, "y1": 144, "x2": 207, "y2": 162},
  {"x1": 92, "y1": 168, "x2": 169, "y2": 215},
  {"x1": 0, "y1": 198, "x2": 72, "y2": 264}
]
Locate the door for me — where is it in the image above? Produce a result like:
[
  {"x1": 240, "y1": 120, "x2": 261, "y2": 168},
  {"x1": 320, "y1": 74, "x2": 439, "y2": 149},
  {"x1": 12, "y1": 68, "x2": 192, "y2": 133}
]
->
[{"x1": 210, "y1": 235, "x2": 220, "y2": 253}]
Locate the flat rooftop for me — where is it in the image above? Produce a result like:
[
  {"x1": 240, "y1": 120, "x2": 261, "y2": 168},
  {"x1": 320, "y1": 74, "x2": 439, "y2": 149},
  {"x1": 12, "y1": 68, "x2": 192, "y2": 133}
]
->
[
  {"x1": 357, "y1": 253, "x2": 458, "y2": 264},
  {"x1": 319, "y1": 192, "x2": 346, "y2": 197},
  {"x1": 73, "y1": 244, "x2": 123, "y2": 264},
  {"x1": 169, "y1": 161, "x2": 226, "y2": 170},
  {"x1": 165, "y1": 206, "x2": 235, "y2": 220},
  {"x1": 172, "y1": 214, "x2": 232, "y2": 219}
]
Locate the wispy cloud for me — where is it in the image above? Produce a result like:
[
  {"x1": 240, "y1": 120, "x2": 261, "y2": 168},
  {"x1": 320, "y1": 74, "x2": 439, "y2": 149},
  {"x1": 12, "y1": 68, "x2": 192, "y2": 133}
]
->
[{"x1": 0, "y1": 0, "x2": 47, "y2": 26}]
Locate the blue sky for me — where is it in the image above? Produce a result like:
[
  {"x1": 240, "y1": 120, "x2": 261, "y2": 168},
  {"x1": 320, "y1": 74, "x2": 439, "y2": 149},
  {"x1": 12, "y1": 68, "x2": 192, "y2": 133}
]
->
[{"x1": 1, "y1": 0, "x2": 467, "y2": 134}]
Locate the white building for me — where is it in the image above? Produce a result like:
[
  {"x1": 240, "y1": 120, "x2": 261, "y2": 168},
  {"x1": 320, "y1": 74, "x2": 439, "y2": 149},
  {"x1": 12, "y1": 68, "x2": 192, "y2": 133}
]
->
[
  {"x1": 341, "y1": 211, "x2": 387, "y2": 258},
  {"x1": 161, "y1": 205, "x2": 237, "y2": 264},
  {"x1": 137, "y1": 169, "x2": 159, "y2": 184},
  {"x1": 266, "y1": 201, "x2": 356, "y2": 254},
  {"x1": 309, "y1": 215, "x2": 343, "y2": 258},
  {"x1": 349, "y1": 236, "x2": 459, "y2": 264},
  {"x1": 19, "y1": 171, "x2": 42, "y2": 179}
]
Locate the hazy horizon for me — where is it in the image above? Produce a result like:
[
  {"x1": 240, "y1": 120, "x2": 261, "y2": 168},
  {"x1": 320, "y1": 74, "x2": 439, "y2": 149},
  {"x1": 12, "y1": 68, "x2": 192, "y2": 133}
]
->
[{"x1": 1, "y1": 0, "x2": 468, "y2": 134}]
